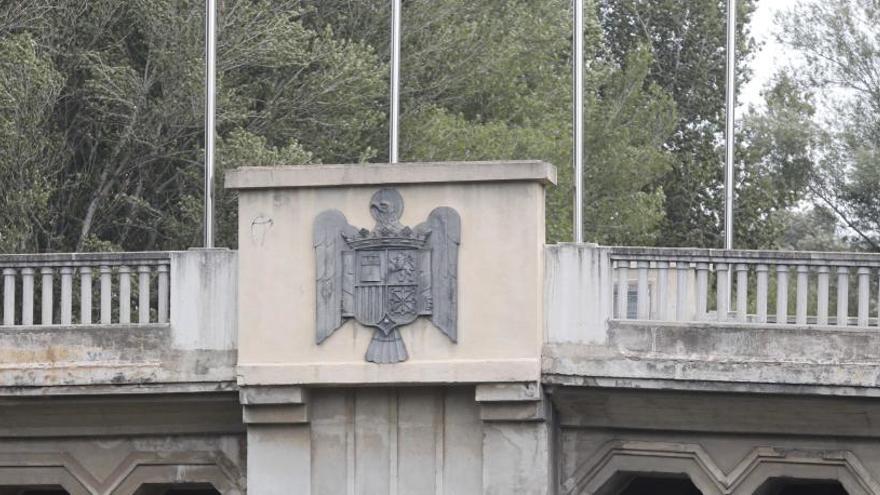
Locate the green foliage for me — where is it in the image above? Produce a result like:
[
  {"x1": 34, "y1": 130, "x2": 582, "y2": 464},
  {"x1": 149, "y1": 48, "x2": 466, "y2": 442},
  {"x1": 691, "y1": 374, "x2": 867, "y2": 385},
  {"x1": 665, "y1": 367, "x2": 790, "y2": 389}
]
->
[
  {"x1": 774, "y1": 0, "x2": 880, "y2": 251},
  {"x1": 0, "y1": 0, "x2": 384, "y2": 252},
  {"x1": 0, "y1": 32, "x2": 64, "y2": 252},
  {"x1": 0, "y1": 0, "x2": 818, "y2": 252}
]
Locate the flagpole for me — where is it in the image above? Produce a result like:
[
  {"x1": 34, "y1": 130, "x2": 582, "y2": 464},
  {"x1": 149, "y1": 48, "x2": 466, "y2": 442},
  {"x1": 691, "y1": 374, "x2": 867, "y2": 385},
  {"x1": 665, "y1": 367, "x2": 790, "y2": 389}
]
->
[
  {"x1": 389, "y1": 0, "x2": 401, "y2": 164},
  {"x1": 724, "y1": 0, "x2": 736, "y2": 251},
  {"x1": 573, "y1": 0, "x2": 584, "y2": 243},
  {"x1": 204, "y1": 0, "x2": 216, "y2": 248}
]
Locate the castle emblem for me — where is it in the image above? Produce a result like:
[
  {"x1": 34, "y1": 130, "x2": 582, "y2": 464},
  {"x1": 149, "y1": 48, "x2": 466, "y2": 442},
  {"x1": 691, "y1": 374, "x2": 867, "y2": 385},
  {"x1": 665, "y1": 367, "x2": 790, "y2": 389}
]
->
[{"x1": 313, "y1": 188, "x2": 460, "y2": 363}]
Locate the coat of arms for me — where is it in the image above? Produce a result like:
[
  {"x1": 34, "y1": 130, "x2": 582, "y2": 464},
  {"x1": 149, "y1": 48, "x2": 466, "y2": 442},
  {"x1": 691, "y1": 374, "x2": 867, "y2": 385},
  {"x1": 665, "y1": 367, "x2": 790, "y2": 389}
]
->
[{"x1": 314, "y1": 188, "x2": 460, "y2": 363}]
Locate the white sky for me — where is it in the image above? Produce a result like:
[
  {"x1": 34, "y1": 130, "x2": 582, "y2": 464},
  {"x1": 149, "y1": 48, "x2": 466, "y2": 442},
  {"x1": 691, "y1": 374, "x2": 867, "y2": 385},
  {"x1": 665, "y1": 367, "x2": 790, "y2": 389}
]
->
[{"x1": 740, "y1": 0, "x2": 810, "y2": 109}]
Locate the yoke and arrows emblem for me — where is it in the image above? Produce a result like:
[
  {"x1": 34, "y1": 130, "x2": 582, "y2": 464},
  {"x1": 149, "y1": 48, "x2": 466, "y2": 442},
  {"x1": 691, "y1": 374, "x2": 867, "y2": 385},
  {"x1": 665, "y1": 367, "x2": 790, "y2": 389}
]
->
[{"x1": 314, "y1": 188, "x2": 460, "y2": 363}]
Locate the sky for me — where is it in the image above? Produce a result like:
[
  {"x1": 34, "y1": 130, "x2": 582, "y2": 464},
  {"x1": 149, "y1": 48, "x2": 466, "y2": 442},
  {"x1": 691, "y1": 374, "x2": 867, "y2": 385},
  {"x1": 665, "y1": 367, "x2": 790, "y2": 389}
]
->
[{"x1": 740, "y1": 0, "x2": 809, "y2": 109}]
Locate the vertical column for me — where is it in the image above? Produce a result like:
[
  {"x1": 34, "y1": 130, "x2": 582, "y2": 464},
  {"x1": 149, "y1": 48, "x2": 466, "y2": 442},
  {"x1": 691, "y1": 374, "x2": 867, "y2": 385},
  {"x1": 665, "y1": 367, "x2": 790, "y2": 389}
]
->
[
  {"x1": 21, "y1": 267, "x2": 34, "y2": 325},
  {"x1": 242, "y1": 386, "x2": 311, "y2": 495},
  {"x1": 2, "y1": 268, "x2": 15, "y2": 326},
  {"x1": 100, "y1": 265, "x2": 112, "y2": 324},
  {"x1": 477, "y1": 383, "x2": 551, "y2": 495},
  {"x1": 60, "y1": 267, "x2": 73, "y2": 325},
  {"x1": 735, "y1": 263, "x2": 748, "y2": 322},
  {"x1": 796, "y1": 265, "x2": 809, "y2": 325},
  {"x1": 675, "y1": 262, "x2": 689, "y2": 321},
  {"x1": 636, "y1": 261, "x2": 649, "y2": 320},
  {"x1": 858, "y1": 267, "x2": 870, "y2": 327},
  {"x1": 80, "y1": 267, "x2": 92, "y2": 325},
  {"x1": 755, "y1": 264, "x2": 768, "y2": 323},
  {"x1": 716, "y1": 263, "x2": 729, "y2": 322},
  {"x1": 657, "y1": 261, "x2": 669, "y2": 320},
  {"x1": 615, "y1": 261, "x2": 629, "y2": 320},
  {"x1": 119, "y1": 266, "x2": 131, "y2": 324},
  {"x1": 776, "y1": 265, "x2": 789, "y2": 324},
  {"x1": 158, "y1": 264, "x2": 169, "y2": 323},
  {"x1": 817, "y1": 266, "x2": 830, "y2": 325},
  {"x1": 138, "y1": 265, "x2": 151, "y2": 324},
  {"x1": 837, "y1": 267, "x2": 849, "y2": 327},
  {"x1": 40, "y1": 267, "x2": 53, "y2": 325},
  {"x1": 696, "y1": 263, "x2": 709, "y2": 320}
]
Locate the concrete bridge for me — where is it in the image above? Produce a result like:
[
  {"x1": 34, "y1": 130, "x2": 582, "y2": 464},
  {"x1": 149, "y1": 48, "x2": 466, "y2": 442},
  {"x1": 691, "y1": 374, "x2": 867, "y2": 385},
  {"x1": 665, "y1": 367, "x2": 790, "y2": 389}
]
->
[{"x1": 1, "y1": 161, "x2": 877, "y2": 494}]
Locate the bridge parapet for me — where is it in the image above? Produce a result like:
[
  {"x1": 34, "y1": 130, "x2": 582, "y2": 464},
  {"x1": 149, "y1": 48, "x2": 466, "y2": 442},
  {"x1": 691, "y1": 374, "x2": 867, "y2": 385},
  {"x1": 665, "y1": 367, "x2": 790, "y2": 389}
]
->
[
  {"x1": 0, "y1": 249, "x2": 237, "y2": 392},
  {"x1": 546, "y1": 243, "x2": 880, "y2": 393}
]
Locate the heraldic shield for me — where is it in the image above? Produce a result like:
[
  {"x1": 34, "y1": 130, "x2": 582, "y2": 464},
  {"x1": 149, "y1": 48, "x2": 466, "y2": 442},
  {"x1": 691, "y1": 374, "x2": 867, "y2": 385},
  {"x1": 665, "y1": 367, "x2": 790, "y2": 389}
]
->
[{"x1": 314, "y1": 188, "x2": 460, "y2": 363}]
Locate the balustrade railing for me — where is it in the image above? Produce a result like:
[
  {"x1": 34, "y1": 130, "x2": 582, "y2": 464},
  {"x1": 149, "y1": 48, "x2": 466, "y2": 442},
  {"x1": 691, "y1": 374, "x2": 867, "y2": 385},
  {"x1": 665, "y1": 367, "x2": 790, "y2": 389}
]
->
[
  {"x1": 610, "y1": 247, "x2": 880, "y2": 327},
  {"x1": 0, "y1": 252, "x2": 171, "y2": 326}
]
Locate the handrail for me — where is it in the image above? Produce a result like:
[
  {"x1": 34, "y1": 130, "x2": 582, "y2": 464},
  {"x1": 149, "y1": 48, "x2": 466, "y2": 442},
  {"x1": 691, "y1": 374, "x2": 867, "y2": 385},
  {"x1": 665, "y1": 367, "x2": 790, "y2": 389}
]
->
[{"x1": 1, "y1": 251, "x2": 172, "y2": 326}]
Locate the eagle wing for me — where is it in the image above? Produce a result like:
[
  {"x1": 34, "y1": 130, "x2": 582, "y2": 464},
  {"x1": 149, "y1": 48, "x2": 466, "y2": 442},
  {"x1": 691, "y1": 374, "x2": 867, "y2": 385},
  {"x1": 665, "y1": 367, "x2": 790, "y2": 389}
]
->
[
  {"x1": 314, "y1": 209, "x2": 357, "y2": 344},
  {"x1": 418, "y1": 207, "x2": 461, "y2": 342}
]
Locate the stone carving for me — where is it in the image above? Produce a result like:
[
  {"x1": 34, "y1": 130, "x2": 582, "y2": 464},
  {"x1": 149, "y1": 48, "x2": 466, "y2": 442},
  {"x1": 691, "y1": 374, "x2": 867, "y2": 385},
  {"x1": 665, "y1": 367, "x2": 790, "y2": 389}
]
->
[{"x1": 314, "y1": 188, "x2": 460, "y2": 363}]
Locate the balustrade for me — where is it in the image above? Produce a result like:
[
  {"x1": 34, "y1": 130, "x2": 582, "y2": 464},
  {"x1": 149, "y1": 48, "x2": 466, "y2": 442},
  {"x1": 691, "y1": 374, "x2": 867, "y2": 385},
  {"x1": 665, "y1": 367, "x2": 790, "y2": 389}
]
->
[
  {"x1": 610, "y1": 247, "x2": 880, "y2": 327},
  {"x1": 0, "y1": 252, "x2": 171, "y2": 327}
]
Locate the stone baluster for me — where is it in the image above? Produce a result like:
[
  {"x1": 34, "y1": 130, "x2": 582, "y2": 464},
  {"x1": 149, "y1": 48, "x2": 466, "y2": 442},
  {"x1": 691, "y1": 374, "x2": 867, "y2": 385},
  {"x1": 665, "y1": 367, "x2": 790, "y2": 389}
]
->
[
  {"x1": 615, "y1": 261, "x2": 629, "y2": 319},
  {"x1": 60, "y1": 267, "x2": 73, "y2": 325},
  {"x1": 2, "y1": 268, "x2": 15, "y2": 326},
  {"x1": 776, "y1": 265, "x2": 789, "y2": 325},
  {"x1": 858, "y1": 267, "x2": 870, "y2": 327},
  {"x1": 696, "y1": 263, "x2": 709, "y2": 320},
  {"x1": 119, "y1": 266, "x2": 131, "y2": 324},
  {"x1": 837, "y1": 266, "x2": 849, "y2": 327},
  {"x1": 21, "y1": 267, "x2": 34, "y2": 325},
  {"x1": 100, "y1": 265, "x2": 112, "y2": 324},
  {"x1": 837, "y1": 267, "x2": 849, "y2": 327},
  {"x1": 158, "y1": 264, "x2": 169, "y2": 324},
  {"x1": 735, "y1": 263, "x2": 748, "y2": 323},
  {"x1": 816, "y1": 266, "x2": 830, "y2": 325},
  {"x1": 40, "y1": 267, "x2": 53, "y2": 325},
  {"x1": 716, "y1": 263, "x2": 729, "y2": 322},
  {"x1": 657, "y1": 261, "x2": 669, "y2": 321},
  {"x1": 755, "y1": 264, "x2": 769, "y2": 323},
  {"x1": 138, "y1": 266, "x2": 151, "y2": 324},
  {"x1": 80, "y1": 267, "x2": 92, "y2": 324},
  {"x1": 636, "y1": 261, "x2": 649, "y2": 320},
  {"x1": 795, "y1": 265, "x2": 809, "y2": 325},
  {"x1": 675, "y1": 262, "x2": 689, "y2": 321}
]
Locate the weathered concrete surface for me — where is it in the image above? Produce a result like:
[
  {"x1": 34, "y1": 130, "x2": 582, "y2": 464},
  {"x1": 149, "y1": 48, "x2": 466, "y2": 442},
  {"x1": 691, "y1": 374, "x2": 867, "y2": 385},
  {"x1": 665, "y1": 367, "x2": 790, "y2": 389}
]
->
[
  {"x1": 0, "y1": 249, "x2": 238, "y2": 391},
  {"x1": 170, "y1": 248, "x2": 238, "y2": 351},
  {"x1": 0, "y1": 389, "x2": 245, "y2": 494},
  {"x1": 545, "y1": 244, "x2": 613, "y2": 344},
  {"x1": 226, "y1": 160, "x2": 557, "y2": 189},
  {"x1": 0, "y1": 325, "x2": 235, "y2": 389},
  {"x1": 554, "y1": 388, "x2": 880, "y2": 495},
  {"x1": 544, "y1": 320, "x2": 880, "y2": 394}
]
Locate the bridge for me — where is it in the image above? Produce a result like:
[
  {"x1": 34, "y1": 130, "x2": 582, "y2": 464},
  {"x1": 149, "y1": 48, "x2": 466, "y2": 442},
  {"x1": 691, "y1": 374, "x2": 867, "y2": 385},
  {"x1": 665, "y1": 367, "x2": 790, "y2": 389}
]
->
[{"x1": 1, "y1": 161, "x2": 877, "y2": 494}]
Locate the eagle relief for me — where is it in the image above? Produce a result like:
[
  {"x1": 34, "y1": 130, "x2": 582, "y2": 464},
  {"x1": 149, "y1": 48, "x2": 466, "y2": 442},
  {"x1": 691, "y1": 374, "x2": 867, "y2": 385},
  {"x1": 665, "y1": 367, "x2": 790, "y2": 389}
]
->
[{"x1": 313, "y1": 188, "x2": 461, "y2": 363}]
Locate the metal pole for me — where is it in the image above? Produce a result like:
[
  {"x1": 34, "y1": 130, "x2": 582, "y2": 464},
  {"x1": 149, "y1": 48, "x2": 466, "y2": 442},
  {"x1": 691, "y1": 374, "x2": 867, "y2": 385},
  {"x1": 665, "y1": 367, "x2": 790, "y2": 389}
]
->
[
  {"x1": 204, "y1": 0, "x2": 216, "y2": 248},
  {"x1": 389, "y1": 0, "x2": 401, "y2": 163},
  {"x1": 573, "y1": 0, "x2": 584, "y2": 243},
  {"x1": 724, "y1": 0, "x2": 736, "y2": 251}
]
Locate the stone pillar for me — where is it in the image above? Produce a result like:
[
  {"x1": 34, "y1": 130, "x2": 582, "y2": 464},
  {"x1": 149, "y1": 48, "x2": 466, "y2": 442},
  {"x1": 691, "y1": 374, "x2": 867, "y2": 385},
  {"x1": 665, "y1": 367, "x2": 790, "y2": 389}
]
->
[
  {"x1": 241, "y1": 385, "x2": 311, "y2": 495},
  {"x1": 477, "y1": 382, "x2": 554, "y2": 495}
]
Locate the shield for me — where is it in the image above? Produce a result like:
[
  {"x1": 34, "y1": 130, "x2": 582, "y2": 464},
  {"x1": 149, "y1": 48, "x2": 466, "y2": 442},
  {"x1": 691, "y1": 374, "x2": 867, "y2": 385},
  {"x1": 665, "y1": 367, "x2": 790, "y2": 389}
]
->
[{"x1": 353, "y1": 248, "x2": 422, "y2": 333}]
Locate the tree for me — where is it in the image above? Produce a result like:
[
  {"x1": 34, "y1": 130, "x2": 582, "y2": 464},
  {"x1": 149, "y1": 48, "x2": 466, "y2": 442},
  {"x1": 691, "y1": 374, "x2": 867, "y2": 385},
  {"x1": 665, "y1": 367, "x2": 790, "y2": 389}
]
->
[
  {"x1": 0, "y1": 0, "x2": 386, "y2": 252},
  {"x1": 598, "y1": 0, "x2": 767, "y2": 248},
  {"x1": 775, "y1": 0, "x2": 880, "y2": 250},
  {"x1": 307, "y1": 0, "x2": 678, "y2": 244}
]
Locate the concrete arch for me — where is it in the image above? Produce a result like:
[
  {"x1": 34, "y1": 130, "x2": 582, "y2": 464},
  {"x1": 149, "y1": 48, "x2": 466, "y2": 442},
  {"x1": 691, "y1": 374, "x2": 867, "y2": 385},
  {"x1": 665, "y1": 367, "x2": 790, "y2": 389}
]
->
[
  {"x1": 0, "y1": 466, "x2": 91, "y2": 495},
  {"x1": 563, "y1": 441, "x2": 726, "y2": 495},
  {"x1": 109, "y1": 465, "x2": 240, "y2": 495},
  {"x1": 729, "y1": 452, "x2": 879, "y2": 495}
]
